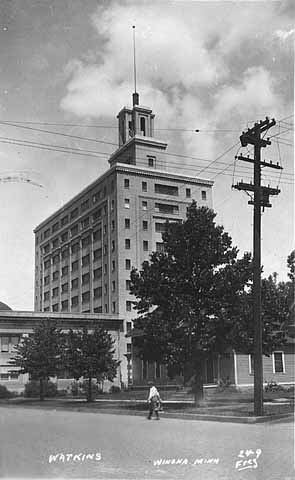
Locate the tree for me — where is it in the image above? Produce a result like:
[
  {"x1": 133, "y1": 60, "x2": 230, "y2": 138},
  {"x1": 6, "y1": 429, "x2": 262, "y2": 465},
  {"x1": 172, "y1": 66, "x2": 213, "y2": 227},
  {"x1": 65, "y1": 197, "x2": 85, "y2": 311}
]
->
[
  {"x1": 65, "y1": 325, "x2": 120, "y2": 402},
  {"x1": 9, "y1": 319, "x2": 64, "y2": 401},
  {"x1": 130, "y1": 202, "x2": 286, "y2": 405}
]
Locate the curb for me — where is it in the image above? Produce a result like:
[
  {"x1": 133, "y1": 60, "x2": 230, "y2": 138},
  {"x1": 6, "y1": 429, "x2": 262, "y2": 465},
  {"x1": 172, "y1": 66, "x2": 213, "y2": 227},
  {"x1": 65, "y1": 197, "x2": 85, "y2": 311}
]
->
[{"x1": 0, "y1": 401, "x2": 292, "y2": 424}]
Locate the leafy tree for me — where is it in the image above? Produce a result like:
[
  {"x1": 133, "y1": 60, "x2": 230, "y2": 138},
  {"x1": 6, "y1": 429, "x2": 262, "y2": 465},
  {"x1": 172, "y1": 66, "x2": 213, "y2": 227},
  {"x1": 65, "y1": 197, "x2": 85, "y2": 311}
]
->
[
  {"x1": 65, "y1": 325, "x2": 120, "y2": 402},
  {"x1": 130, "y1": 202, "x2": 286, "y2": 404},
  {"x1": 9, "y1": 320, "x2": 64, "y2": 401}
]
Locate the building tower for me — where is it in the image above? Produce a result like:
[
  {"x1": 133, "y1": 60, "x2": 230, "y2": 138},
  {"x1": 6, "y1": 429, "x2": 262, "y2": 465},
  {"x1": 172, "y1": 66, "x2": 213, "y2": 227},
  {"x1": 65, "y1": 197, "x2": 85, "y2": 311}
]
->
[{"x1": 34, "y1": 93, "x2": 213, "y2": 386}]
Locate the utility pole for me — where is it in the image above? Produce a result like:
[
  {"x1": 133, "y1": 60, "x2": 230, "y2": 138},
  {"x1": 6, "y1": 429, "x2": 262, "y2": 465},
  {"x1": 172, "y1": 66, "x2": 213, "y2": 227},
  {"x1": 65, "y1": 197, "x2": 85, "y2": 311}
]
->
[{"x1": 233, "y1": 117, "x2": 282, "y2": 416}]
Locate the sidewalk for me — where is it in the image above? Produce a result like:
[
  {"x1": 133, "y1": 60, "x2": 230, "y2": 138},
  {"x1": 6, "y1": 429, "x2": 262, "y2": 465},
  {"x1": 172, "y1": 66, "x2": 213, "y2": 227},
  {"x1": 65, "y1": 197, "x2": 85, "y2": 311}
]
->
[{"x1": 1, "y1": 396, "x2": 293, "y2": 424}]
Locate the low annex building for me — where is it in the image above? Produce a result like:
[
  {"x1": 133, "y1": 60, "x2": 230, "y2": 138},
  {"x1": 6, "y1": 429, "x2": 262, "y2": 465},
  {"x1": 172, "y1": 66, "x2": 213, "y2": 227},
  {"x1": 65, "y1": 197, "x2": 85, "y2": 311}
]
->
[{"x1": 0, "y1": 304, "x2": 123, "y2": 392}]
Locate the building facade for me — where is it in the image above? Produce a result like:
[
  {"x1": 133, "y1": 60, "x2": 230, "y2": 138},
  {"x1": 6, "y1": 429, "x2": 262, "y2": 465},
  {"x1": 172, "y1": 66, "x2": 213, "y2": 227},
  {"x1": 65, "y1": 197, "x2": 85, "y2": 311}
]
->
[
  {"x1": 0, "y1": 309, "x2": 124, "y2": 392},
  {"x1": 33, "y1": 95, "x2": 213, "y2": 386}
]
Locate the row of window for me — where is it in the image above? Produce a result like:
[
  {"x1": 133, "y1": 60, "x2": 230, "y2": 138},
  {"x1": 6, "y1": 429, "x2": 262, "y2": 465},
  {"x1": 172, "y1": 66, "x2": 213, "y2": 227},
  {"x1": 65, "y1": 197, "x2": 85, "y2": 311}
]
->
[
  {"x1": 43, "y1": 222, "x2": 104, "y2": 252},
  {"x1": 44, "y1": 278, "x2": 132, "y2": 300},
  {"x1": 45, "y1": 259, "x2": 132, "y2": 278},
  {"x1": 0, "y1": 335, "x2": 20, "y2": 353}
]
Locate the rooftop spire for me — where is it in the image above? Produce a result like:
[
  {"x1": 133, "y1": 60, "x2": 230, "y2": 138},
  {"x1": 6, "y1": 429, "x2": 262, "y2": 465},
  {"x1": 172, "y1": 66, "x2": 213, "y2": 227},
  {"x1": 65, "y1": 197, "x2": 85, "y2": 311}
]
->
[{"x1": 132, "y1": 25, "x2": 139, "y2": 106}]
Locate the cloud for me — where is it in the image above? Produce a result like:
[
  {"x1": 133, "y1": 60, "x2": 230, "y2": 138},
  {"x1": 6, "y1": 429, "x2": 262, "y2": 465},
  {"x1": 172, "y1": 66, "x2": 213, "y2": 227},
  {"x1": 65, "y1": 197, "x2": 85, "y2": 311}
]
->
[
  {"x1": 60, "y1": 1, "x2": 292, "y2": 162},
  {"x1": 276, "y1": 28, "x2": 295, "y2": 41}
]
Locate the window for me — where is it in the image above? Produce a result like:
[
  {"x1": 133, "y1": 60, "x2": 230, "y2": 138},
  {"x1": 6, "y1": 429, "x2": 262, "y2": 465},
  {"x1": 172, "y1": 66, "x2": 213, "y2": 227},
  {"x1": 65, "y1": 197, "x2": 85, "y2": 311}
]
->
[
  {"x1": 81, "y1": 217, "x2": 89, "y2": 229},
  {"x1": 125, "y1": 239, "x2": 131, "y2": 249},
  {"x1": 155, "y1": 184, "x2": 178, "y2": 196},
  {"x1": 111, "y1": 220, "x2": 115, "y2": 231},
  {"x1": 156, "y1": 242, "x2": 164, "y2": 253},
  {"x1": 186, "y1": 188, "x2": 191, "y2": 198},
  {"x1": 94, "y1": 287, "x2": 102, "y2": 298},
  {"x1": 125, "y1": 259, "x2": 131, "y2": 270},
  {"x1": 155, "y1": 222, "x2": 166, "y2": 233},
  {"x1": 273, "y1": 352, "x2": 285, "y2": 373},
  {"x1": 143, "y1": 240, "x2": 148, "y2": 251},
  {"x1": 44, "y1": 260, "x2": 51, "y2": 269},
  {"x1": 112, "y1": 281, "x2": 116, "y2": 292},
  {"x1": 82, "y1": 273, "x2": 90, "y2": 285},
  {"x1": 93, "y1": 209, "x2": 101, "y2": 222},
  {"x1": 81, "y1": 199, "x2": 89, "y2": 212},
  {"x1": 249, "y1": 354, "x2": 254, "y2": 374},
  {"x1": 155, "y1": 203, "x2": 179, "y2": 214},
  {"x1": 94, "y1": 306, "x2": 102, "y2": 313},
  {"x1": 93, "y1": 191, "x2": 101, "y2": 204},
  {"x1": 103, "y1": 225, "x2": 107, "y2": 235},
  {"x1": 148, "y1": 156, "x2": 155, "y2": 167},
  {"x1": 125, "y1": 218, "x2": 130, "y2": 229},
  {"x1": 103, "y1": 186, "x2": 107, "y2": 197},
  {"x1": 111, "y1": 179, "x2": 114, "y2": 192},
  {"x1": 104, "y1": 284, "x2": 108, "y2": 295},
  {"x1": 104, "y1": 264, "x2": 107, "y2": 274},
  {"x1": 82, "y1": 236, "x2": 91, "y2": 248},
  {"x1": 61, "y1": 215, "x2": 69, "y2": 227},
  {"x1": 70, "y1": 224, "x2": 79, "y2": 237},
  {"x1": 111, "y1": 199, "x2": 115, "y2": 211},
  {"x1": 142, "y1": 360, "x2": 148, "y2": 379},
  {"x1": 53, "y1": 254, "x2": 59, "y2": 265},
  {"x1": 112, "y1": 260, "x2": 115, "y2": 272},
  {"x1": 44, "y1": 291, "x2": 49, "y2": 301},
  {"x1": 62, "y1": 265, "x2": 68, "y2": 277},
  {"x1": 93, "y1": 267, "x2": 102, "y2": 279},
  {"x1": 155, "y1": 361, "x2": 161, "y2": 378},
  {"x1": 140, "y1": 117, "x2": 146, "y2": 135},
  {"x1": 0, "y1": 336, "x2": 9, "y2": 352},
  {"x1": 201, "y1": 190, "x2": 207, "y2": 200},
  {"x1": 142, "y1": 220, "x2": 148, "y2": 230},
  {"x1": 82, "y1": 291, "x2": 90, "y2": 303},
  {"x1": 43, "y1": 243, "x2": 50, "y2": 254},
  {"x1": 124, "y1": 178, "x2": 130, "y2": 189},
  {"x1": 52, "y1": 222, "x2": 59, "y2": 233},
  {"x1": 72, "y1": 260, "x2": 78, "y2": 272},
  {"x1": 82, "y1": 254, "x2": 90, "y2": 267},
  {"x1": 94, "y1": 248, "x2": 102, "y2": 261},
  {"x1": 142, "y1": 181, "x2": 147, "y2": 192},
  {"x1": 111, "y1": 240, "x2": 115, "y2": 252},
  {"x1": 142, "y1": 201, "x2": 147, "y2": 210},
  {"x1": 127, "y1": 343, "x2": 132, "y2": 354},
  {"x1": 44, "y1": 228, "x2": 50, "y2": 239},
  {"x1": 52, "y1": 271, "x2": 59, "y2": 281},
  {"x1": 126, "y1": 280, "x2": 131, "y2": 291},
  {"x1": 103, "y1": 245, "x2": 107, "y2": 255},
  {"x1": 126, "y1": 301, "x2": 132, "y2": 311},
  {"x1": 52, "y1": 238, "x2": 59, "y2": 249},
  {"x1": 112, "y1": 301, "x2": 116, "y2": 313},
  {"x1": 52, "y1": 304, "x2": 59, "y2": 312},
  {"x1": 71, "y1": 296, "x2": 78, "y2": 307},
  {"x1": 44, "y1": 275, "x2": 49, "y2": 286},
  {"x1": 71, "y1": 278, "x2": 78, "y2": 290},
  {"x1": 126, "y1": 322, "x2": 132, "y2": 333},
  {"x1": 93, "y1": 228, "x2": 102, "y2": 241},
  {"x1": 124, "y1": 198, "x2": 130, "y2": 209},
  {"x1": 61, "y1": 283, "x2": 68, "y2": 294},
  {"x1": 105, "y1": 304, "x2": 108, "y2": 313},
  {"x1": 61, "y1": 249, "x2": 69, "y2": 260},
  {"x1": 103, "y1": 204, "x2": 107, "y2": 215},
  {"x1": 71, "y1": 242, "x2": 80, "y2": 254},
  {"x1": 71, "y1": 208, "x2": 79, "y2": 220}
]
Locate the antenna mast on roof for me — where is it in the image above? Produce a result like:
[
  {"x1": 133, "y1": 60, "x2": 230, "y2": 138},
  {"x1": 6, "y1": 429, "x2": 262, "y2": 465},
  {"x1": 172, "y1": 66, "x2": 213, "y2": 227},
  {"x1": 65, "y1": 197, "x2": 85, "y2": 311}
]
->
[{"x1": 132, "y1": 25, "x2": 139, "y2": 106}]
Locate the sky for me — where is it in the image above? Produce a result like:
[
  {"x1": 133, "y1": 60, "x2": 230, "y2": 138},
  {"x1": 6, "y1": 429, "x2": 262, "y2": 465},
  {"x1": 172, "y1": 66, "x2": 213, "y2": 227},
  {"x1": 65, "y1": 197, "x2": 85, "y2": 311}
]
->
[{"x1": 0, "y1": 0, "x2": 293, "y2": 310}]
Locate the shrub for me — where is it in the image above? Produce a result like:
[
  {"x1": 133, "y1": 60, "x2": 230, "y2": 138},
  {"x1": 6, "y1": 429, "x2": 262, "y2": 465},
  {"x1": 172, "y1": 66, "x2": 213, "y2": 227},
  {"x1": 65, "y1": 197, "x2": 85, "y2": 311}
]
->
[
  {"x1": 70, "y1": 380, "x2": 102, "y2": 398},
  {"x1": 0, "y1": 384, "x2": 13, "y2": 398},
  {"x1": 110, "y1": 385, "x2": 121, "y2": 394},
  {"x1": 24, "y1": 380, "x2": 57, "y2": 398}
]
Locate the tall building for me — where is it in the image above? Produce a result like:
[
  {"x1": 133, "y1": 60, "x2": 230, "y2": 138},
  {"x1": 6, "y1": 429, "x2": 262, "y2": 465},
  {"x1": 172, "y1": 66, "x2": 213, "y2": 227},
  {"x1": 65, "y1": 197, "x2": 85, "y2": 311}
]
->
[{"x1": 34, "y1": 93, "x2": 213, "y2": 385}]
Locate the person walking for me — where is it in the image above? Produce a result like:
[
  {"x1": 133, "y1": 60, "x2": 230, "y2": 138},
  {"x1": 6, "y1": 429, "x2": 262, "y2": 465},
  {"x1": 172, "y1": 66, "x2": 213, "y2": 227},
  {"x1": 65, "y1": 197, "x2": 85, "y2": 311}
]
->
[{"x1": 147, "y1": 382, "x2": 162, "y2": 420}]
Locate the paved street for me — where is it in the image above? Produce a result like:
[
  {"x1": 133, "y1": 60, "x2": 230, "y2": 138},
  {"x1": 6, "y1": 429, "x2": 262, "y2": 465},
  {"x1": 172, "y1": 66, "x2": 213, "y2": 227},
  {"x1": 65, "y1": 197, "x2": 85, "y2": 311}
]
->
[{"x1": 0, "y1": 406, "x2": 293, "y2": 480}]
